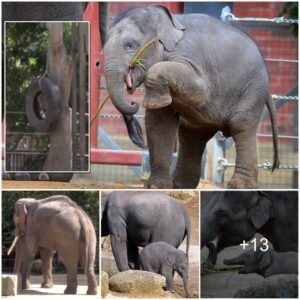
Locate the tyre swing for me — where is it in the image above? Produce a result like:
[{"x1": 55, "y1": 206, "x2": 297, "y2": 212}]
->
[{"x1": 25, "y1": 71, "x2": 62, "y2": 133}]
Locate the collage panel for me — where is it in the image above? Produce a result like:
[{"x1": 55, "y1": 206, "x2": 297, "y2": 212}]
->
[
  {"x1": 201, "y1": 190, "x2": 298, "y2": 298},
  {"x1": 4, "y1": 20, "x2": 90, "y2": 178},
  {"x1": 2, "y1": 190, "x2": 99, "y2": 296},
  {"x1": 101, "y1": 190, "x2": 199, "y2": 298}
]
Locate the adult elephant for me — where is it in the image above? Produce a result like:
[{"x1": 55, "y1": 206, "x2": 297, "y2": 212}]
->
[
  {"x1": 101, "y1": 191, "x2": 191, "y2": 271},
  {"x1": 8, "y1": 195, "x2": 97, "y2": 295},
  {"x1": 201, "y1": 191, "x2": 298, "y2": 262},
  {"x1": 103, "y1": 5, "x2": 279, "y2": 189}
]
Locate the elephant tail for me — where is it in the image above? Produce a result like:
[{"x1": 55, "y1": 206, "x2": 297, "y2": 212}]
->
[
  {"x1": 266, "y1": 93, "x2": 280, "y2": 172},
  {"x1": 184, "y1": 210, "x2": 191, "y2": 260}
]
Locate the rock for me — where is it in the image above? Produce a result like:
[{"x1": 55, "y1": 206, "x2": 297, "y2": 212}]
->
[
  {"x1": 2, "y1": 274, "x2": 18, "y2": 296},
  {"x1": 201, "y1": 272, "x2": 264, "y2": 298},
  {"x1": 31, "y1": 259, "x2": 42, "y2": 274},
  {"x1": 101, "y1": 271, "x2": 109, "y2": 297},
  {"x1": 109, "y1": 270, "x2": 166, "y2": 296},
  {"x1": 101, "y1": 256, "x2": 119, "y2": 277},
  {"x1": 234, "y1": 274, "x2": 298, "y2": 298}
]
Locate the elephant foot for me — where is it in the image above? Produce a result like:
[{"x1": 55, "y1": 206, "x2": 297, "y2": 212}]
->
[
  {"x1": 227, "y1": 175, "x2": 258, "y2": 189},
  {"x1": 87, "y1": 287, "x2": 97, "y2": 295},
  {"x1": 145, "y1": 176, "x2": 173, "y2": 189},
  {"x1": 22, "y1": 279, "x2": 31, "y2": 290},
  {"x1": 41, "y1": 282, "x2": 53, "y2": 288},
  {"x1": 143, "y1": 93, "x2": 172, "y2": 109},
  {"x1": 64, "y1": 286, "x2": 77, "y2": 294},
  {"x1": 173, "y1": 178, "x2": 198, "y2": 189}
]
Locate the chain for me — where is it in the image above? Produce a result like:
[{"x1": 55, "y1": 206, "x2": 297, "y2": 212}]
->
[
  {"x1": 99, "y1": 114, "x2": 144, "y2": 120},
  {"x1": 272, "y1": 95, "x2": 299, "y2": 101},
  {"x1": 218, "y1": 158, "x2": 298, "y2": 171},
  {"x1": 222, "y1": 11, "x2": 298, "y2": 24}
]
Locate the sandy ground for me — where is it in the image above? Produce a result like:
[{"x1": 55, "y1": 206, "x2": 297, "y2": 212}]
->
[
  {"x1": 2, "y1": 179, "x2": 220, "y2": 190},
  {"x1": 13, "y1": 274, "x2": 99, "y2": 298}
]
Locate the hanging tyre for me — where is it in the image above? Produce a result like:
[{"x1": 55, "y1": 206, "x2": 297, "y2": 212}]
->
[{"x1": 25, "y1": 74, "x2": 62, "y2": 132}]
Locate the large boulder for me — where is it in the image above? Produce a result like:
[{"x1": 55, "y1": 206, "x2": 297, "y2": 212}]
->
[
  {"x1": 101, "y1": 256, "x2": 119, "y2": 277},
  {"x1": 101, "y1": 271, "x2": 109, "y2": 297},
  {"x1": 234, "y1": 274, "x2": 298, "y2": 298},
  {"x1": 2, "y1": 275, "x2": 18, "y2": 296},
  {"x1": 109, "y1": 270, "x2": 166, "y2": 296},
  {"x1": 201, "y1": 272, "x2": 264, "y2": 298}
]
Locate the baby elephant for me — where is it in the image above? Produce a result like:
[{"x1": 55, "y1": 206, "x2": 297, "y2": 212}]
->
[
  {"x1": 139, "y1": 242, "x2": 189, "y2": 297},
  {"x1": 223, "y1": 248, "x2": 298, "y2": 278}
]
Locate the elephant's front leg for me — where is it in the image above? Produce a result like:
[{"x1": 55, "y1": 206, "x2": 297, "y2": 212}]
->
[
  {"x1": 173, "y1": 124, "x2": 216, "y2": 188},
  {"x1": 145, "y1": 106, "x2": 179, "y2": 188},
  {"x1": 228, "y1": 115, "x2": 258, "y2": 188},
  {"x1": 144, "y1": 61, "x2": 207, "y2": 109},
  {"x1": 40, "y1": 248, "x2": 54, "y2": 288},
  {"x1": 161, "y1": 265, "x2": 175, "y2": 293},
  {"x1": 21, "y1": 241, "x2": 37, "y2": 290}
]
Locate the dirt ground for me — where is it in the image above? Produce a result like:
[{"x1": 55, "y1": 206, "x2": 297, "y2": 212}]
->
[
  {"x1": 2, "y1": 179, "x2": 219, "y2": 190},
  {"x1": 102, "y1": 192, "x2": 200, "y2": 298}
]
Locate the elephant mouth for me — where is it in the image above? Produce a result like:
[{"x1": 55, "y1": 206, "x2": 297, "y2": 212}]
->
[{"x1": 125, "y1": 70, "x2": 135, "y2": 95}]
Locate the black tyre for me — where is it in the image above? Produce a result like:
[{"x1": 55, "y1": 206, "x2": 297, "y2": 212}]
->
[{"x1": 25, "y1": 75, "x2": 62, "y2": 132}]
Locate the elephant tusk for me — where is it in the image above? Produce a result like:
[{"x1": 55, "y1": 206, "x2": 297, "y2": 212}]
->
[{"x1": 7, "y1": 236, "x2": 20, "y2": 256}]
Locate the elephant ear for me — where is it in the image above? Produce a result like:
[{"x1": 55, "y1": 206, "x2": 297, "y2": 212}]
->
[
  {"x1": 166, "y1": 255, "x2": 176, "y2": 266},
  {"x1": 249, "y1": 192, "x2": 273, "y2": 229},
  {"x1": 151, "y1": 5, "x2": 185, "y2": 51},
  {"x1": 258, "y1": 252, "x2": 271, "y2": 270}
]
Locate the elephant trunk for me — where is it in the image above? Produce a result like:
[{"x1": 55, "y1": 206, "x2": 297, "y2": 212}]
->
[
  {"x1": 104, "y1": 59, "x2": 139, "y2": 115},
  {"x1": 223, "y1": 255, "x2": 244, "y2": 266},
  {"x1": 182, "y1": 272, "x2": 190, "y2": 298},
  {"x1": 10, "y1": 235, "x2": 24, "y2": 273}
]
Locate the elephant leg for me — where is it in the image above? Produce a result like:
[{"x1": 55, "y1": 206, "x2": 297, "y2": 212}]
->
[
  {"x1": 228, "y1": 115, "x2": 259, "y2": 188},
  {"x1": 85, "y1": 263, "x2": 97, "y2": 295},
  {"x1": 144, "y1": 61, "x2": 207, "y2": 109},
  {"x1": 110, "y1": 224, "x2": 130, "y2": 271},
  {"x1": 127, "y1": 244, "x2": 140, "y2": 270},
  {"x1": 161, "y1": 266, "x2": 175, "y2": 292},
  {"x1": 173, "y1": 124, "x2": 216, "y2": 188},
  {"x1": 40, "y1": 248, "x2": 54, "y2": 288},
  {"x1": 21, "y1": 241, "x2": 38, "y2": 290},
  {"x1": 59, "y1": 251, "x2": 78, "y2": 294},
  {"x1": 145, "y1": 106, "x2": 179, "y2": 188}
]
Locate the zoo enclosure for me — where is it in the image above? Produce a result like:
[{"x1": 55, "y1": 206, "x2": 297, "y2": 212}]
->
[{"x1": 90, "y1": 2, "x2": 298, "y2": 188}]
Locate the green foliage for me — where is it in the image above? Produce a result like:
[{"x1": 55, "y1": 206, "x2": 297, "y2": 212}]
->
[
  {"x1": 5, "y1": 22, "x2": 74, "y2": 155},
  {"x1": 279, "y1": 2, "x2": 298, "y2": 37},
  {"x1": 2, "y1": 191, "x2": 99, "y2": 262}
]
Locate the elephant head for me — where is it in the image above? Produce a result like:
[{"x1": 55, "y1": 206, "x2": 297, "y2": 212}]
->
[
  {"x1": 223, "y1": 249, "x2": 271, "y2": 275},
  {"x1": 8, "y1": 198, "x2": 36, "y2": 273},
  {"x1": 201, "y1": 191, "x2": 273, "y2": 252},
  {"x1": 103, "y1": 5, "x2": 185, "y2": 146},
  {"x1": 168, "y1": 250, "x2": 189, "y2": 298}
]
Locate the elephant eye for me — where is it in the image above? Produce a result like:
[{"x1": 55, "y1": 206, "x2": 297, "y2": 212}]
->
[{"x1": 123, "y1": 39, "x2": 138, "y2": 52}]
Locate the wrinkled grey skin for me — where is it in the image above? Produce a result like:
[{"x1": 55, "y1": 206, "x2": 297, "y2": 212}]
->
[
  {"x1": 12, "y1": 195, "x2": 97, "y2": 295},
  {"x1": 101, "y1": 191, "x2": 191, "y2": 271},
  {"x1": 201, "y1": 191, "x2": 298, "y2": 257},
  {"x1": 103, "y1": 5, "x2": 279, "y2": 189},
  {"x1": 224, "y1": 248, "x2": 298, "y2": 278},
  {"x1": 139, "y1": 242, "x2": 190, "y2": 297}
]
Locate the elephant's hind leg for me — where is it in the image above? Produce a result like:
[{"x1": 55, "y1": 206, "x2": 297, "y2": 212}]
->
[
  {"x1": 173, "y1": 124, "x2": 216, "y2": 188},
  {"x1": 40, "y1": 248, "x2": 54, "y2": 288}
]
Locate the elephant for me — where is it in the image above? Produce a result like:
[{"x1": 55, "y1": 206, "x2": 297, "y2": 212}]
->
[
  {"x1": 8, "y1": 195, "x2": 97, "y2": 295},
  {"x1": 223, "y1": 248, "x2": 298, "y2": 278},
  {"x1": 103, "y1": 4, "x2": 279, "y2": 189},
  {"x1": 101, "y1": 191, "x2": 191, "y2": 271},
  {"x1": 201, "y1": 191, "x2": 298, "y2": 264},
  {"x1": 139, "y1": 241, "x2": 190, "y2": 298}
]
